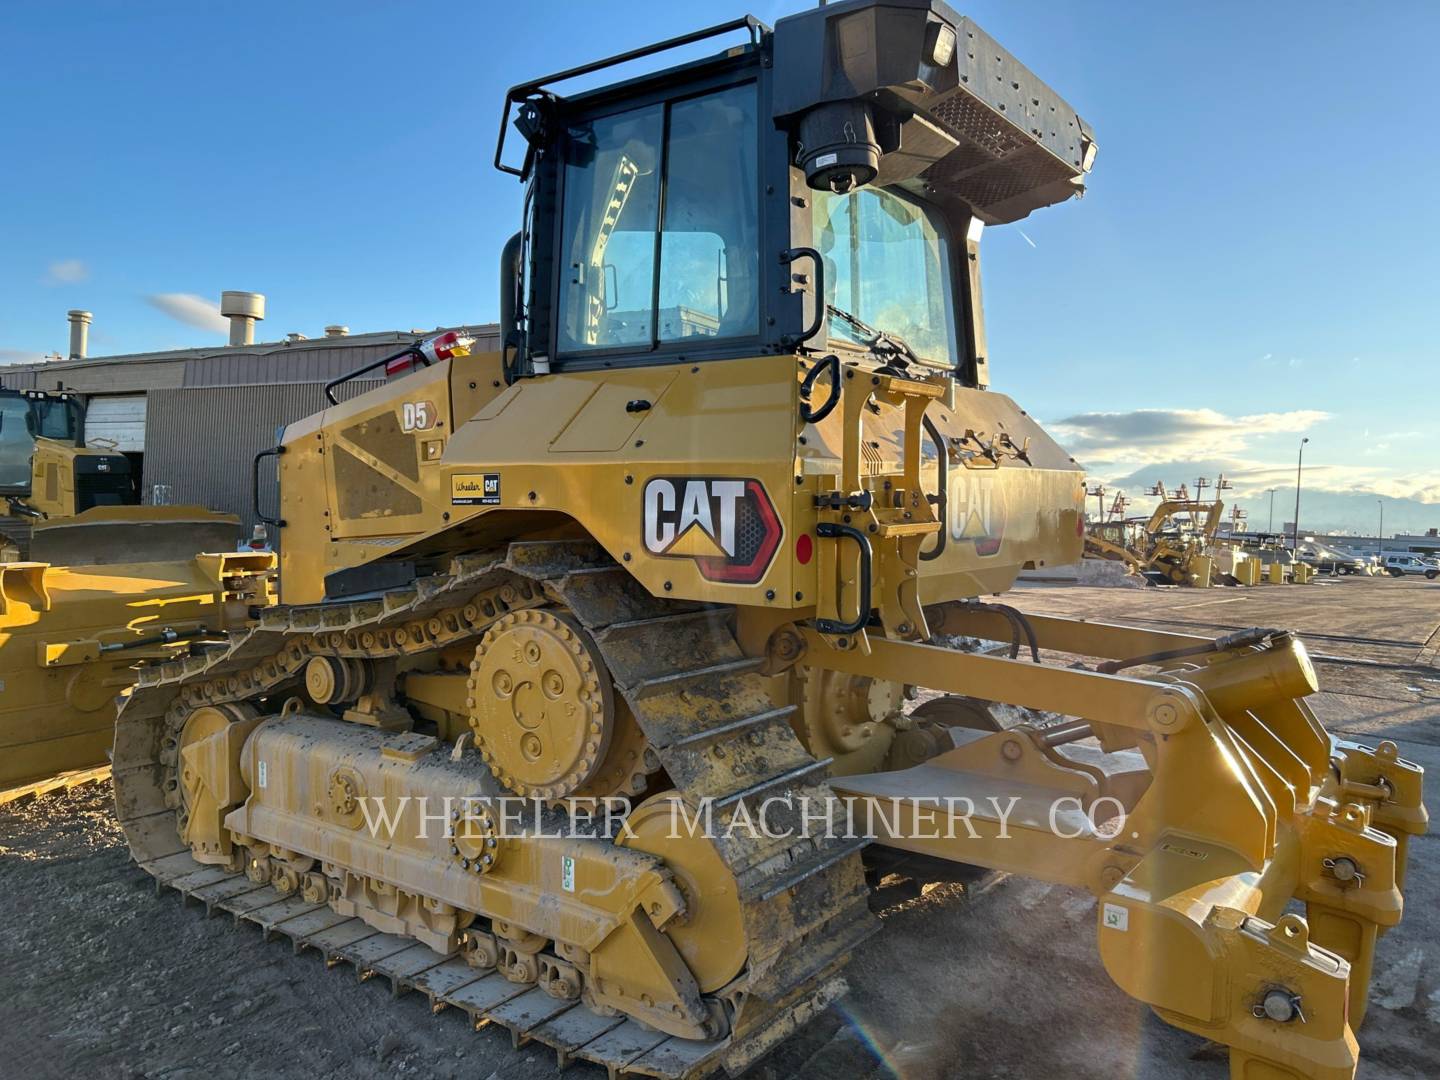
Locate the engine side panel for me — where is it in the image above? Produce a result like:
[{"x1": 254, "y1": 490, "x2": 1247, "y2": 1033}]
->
[{"x1": 277, "y1": 354, "x2": 1082, "y2": 608}]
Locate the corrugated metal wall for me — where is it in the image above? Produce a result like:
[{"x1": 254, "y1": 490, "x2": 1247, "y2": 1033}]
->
[
  {"x1": 181, "y1": 327, "x2": 499, "y2": 388},
  {"x1": 144, "y1": 381, "x2": 381, "y2": 535}
]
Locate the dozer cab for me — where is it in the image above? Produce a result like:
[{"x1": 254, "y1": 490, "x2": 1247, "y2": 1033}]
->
[
  {"x1": 112, "y1": 4, "x2": 1424, "y2": 1078},
  {"x1": 0, "y1": 386, "x2": 240, "y2": 564}
]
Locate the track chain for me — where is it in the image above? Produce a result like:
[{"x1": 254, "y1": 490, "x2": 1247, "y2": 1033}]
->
[{"x1": 113, "y1": 540, "x2": 874, "y2": 1079}]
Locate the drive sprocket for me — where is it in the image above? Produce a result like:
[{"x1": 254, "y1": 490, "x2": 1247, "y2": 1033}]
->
[{"x1": 467, "y1": 608, "x2": 656, "y2": 803}]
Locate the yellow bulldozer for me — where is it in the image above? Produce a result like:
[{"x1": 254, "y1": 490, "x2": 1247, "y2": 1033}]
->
[
  {"x1": 0, "y1": 385, "x2": 241, "y2": 564},
  {"x1": 106, "y1": 5, "x2": 1422, "y2": 1079},
  {"x1": 0, "y1": 387, "x2": 262, "y2": 801}
]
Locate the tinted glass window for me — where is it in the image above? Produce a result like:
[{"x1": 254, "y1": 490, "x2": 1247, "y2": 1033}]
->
[
  {"x1": 557, "y1": 105, "x2": 663, "y2": 353},
  {"x1": 657, "y1": 85, "x2": 758, "y2": 341},
  {"x1": 32, "y1": 397, "x2": 81, "y2": 440},
  {"x1": 0, "y1": 398, "x2": 34, "y2": 489},
  {"x1": 557, "y1": 83, "x2": 759, "y2": 355},
  {"x1": 814, "y1": 187, "x2": 958, "y2": 367}
]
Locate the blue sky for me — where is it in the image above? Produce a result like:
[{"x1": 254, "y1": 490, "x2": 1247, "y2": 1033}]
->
[{"x1": 2, "y1": 1, "x2": 1436, "y2": 532}]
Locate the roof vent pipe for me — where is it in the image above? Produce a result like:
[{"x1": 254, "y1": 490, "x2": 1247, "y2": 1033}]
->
[
  {"x1": 220, "y1": 291, "x2": 266, "y2": 346},
  {"x1": 67, "y1": 310, "x2": 92, "y2": 359},
  {"x1": 324, "y1": 324, "x2": 349, "y2": 338}
]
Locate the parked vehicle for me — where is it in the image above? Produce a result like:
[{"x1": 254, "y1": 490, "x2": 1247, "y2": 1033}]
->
[
  {"x1": 1297, "y1": 541, "x2": 1368, "y2": 575},
  {"x1": 1382, "y1": 553, "x2": 1440, "y2": 578}
]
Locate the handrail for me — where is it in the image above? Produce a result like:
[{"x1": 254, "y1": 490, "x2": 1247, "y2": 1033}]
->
[
  {"x1": 814, "y1": 522, "x2": 872, "y2": 637},
  {"x1": 494, "y1": 15, "x2": 767, "y2": 177},
  {"x1": 779, "y1": 247, "x2": 825, "y2": 348},
  {"x1": 252, "y1": 446, "x2": 286, "y2": 528},
  {"x1": 323, "y1": 345, "x2": 426, "y2": 406},
  {"x1": 799, "y1": 353, "x2": 841, "y2": 424}
]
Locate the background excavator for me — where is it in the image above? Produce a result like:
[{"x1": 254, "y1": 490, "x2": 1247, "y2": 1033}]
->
[{"x1": 104, "y1": 3, "x2": 1423, "y2": 1079}]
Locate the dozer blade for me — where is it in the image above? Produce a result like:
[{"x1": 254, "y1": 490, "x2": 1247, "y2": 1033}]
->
[
  {"x1": 801, "y1": 609, "x2": 1426, "y2": 1080},
  {"x1": 0, "y1": 551, "x2": 273, "y2": 800},
  {"x1": 29, "y1": 505, "x2": 242, "y2": 566}
]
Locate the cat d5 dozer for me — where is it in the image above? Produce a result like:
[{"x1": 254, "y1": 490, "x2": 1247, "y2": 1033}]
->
[
  {"x1": 112, "y1": 4, "x2": 1424, "y2": 1078},
  {"x1": 0, "y1": 386, "x2": 241, "y2": 564}
]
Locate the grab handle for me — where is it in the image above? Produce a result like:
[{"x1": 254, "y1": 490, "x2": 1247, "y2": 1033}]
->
[{"x1": 814, "y1": 522, "x2": 872, "y2": 636}]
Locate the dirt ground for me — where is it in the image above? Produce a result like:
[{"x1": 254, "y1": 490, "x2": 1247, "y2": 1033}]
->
[{"x1": 1, "y1": 575, "x2": 1436, "y2": 1080}]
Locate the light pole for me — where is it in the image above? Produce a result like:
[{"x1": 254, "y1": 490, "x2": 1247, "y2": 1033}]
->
[
  {"x1": 1291, "y1": 437, "x2": 1309, "y2": 553},
  {"x1": 1377, "y1": 498, "x2": 1384, "y2": 559},
  {"x1": 1266, "y1": 487, "x2": 1278, "y2": 532}
]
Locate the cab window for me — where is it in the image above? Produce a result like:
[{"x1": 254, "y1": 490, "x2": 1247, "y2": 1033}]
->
[
  {"x1": 31, "y1": 395, "x2": 82, "y2": 441},
  {"x1": 0, "y1": 397, "x2": 34, "y2": 490},
  {"x1": 556, "y1": 83, "x2": 759, "y2": 356},
  {"x1": 813, "y1": 187, "x2": 958, "y2": 368}
]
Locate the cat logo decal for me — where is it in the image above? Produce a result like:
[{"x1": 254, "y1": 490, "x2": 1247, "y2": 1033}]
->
[
  {"x1": 642, "y1": 476, "x2": 782, "y2": 584},
  {"x1": 949, "y1": 473, "x2": 1005, "y2": 556}
]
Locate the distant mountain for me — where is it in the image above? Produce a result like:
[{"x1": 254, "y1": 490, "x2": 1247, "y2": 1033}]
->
[
  {"x1": 1227, "y1": 489, "x2": 1439, "y2": 537},
  {"x1": 1092, "y1": 462, "x2": 1439, "y2": 536}
]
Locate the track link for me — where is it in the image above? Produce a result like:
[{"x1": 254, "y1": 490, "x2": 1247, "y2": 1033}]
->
[{"x1": 114, "y1": 540, "x2": 874, "y2": 1079}]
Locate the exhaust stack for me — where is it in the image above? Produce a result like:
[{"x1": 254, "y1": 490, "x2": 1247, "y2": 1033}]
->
[
  {"x1": 324, "y1": 325, "x2": 349, "y2": 338},
  {"x1": 220, "y1": 291, "x2": 266, "y2": 346},
  {"x1": 67, "y1": 310, "x2": 91, "y2": 359}
]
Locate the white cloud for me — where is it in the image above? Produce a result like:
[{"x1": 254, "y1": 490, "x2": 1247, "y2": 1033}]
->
[
  {"x1": 1048, "y1": 407, "x2": 1329, "y2": 467},
  {"x1": 43, "y1": 259, "x2": 89, "y2": 285},
  {"x1": 146, "y1": 293, "x2": 229, "y2": 334}
]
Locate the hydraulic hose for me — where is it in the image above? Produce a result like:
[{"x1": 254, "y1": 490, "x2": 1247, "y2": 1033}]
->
[
  {"x1": 100, "y1": 626, "x2": 211, "y2": 653},
  {"x1": 950, "y1": 599, "x2": 1041, "y2": 663},
  {"x1": 1096, "y1": 626, "x2": 1284, "y2": 675}
]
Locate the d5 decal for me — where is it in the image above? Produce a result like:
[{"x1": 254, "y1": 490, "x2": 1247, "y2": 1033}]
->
[{"x1": 642, "y1": 477, "x2": 782, "y2": 584}]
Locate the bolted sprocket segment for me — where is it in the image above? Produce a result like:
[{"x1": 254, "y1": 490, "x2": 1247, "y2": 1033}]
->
[{"x1": 468, "y1": 609, "x2": 617, "y2": 802}]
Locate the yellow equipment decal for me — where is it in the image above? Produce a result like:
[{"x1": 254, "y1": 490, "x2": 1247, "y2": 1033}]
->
[{"x1": 451, "y1": 472, "x2": 501, "y2": 506}]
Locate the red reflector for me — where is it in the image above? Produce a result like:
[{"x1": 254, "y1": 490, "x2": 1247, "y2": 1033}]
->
[
  {"x1": 386, "y1": 355, "x2": 417, "y2": 377},
  {"x1": 796, "y1": 533, "x2": 814, "y2": 565}
]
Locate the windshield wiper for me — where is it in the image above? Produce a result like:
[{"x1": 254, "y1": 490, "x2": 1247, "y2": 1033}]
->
[{"x1": 825, "y1": 304, "x2": 919, "y2": 367}]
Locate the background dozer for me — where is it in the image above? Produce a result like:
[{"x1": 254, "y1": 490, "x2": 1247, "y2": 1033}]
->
[
  {"x1": 0, "y1": 386, "x2": 241, "y2": 564},
  {"x1": 0, "y1": 551, "x2": 272, "y2": 802},
  {"x1": 111, "y1": 3, "x2": 1424, "y2": 1079}
]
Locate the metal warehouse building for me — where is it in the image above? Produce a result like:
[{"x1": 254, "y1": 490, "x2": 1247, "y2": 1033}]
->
[{"x1": 2, "y1": 306, "x2": 498, "y2": 535}]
